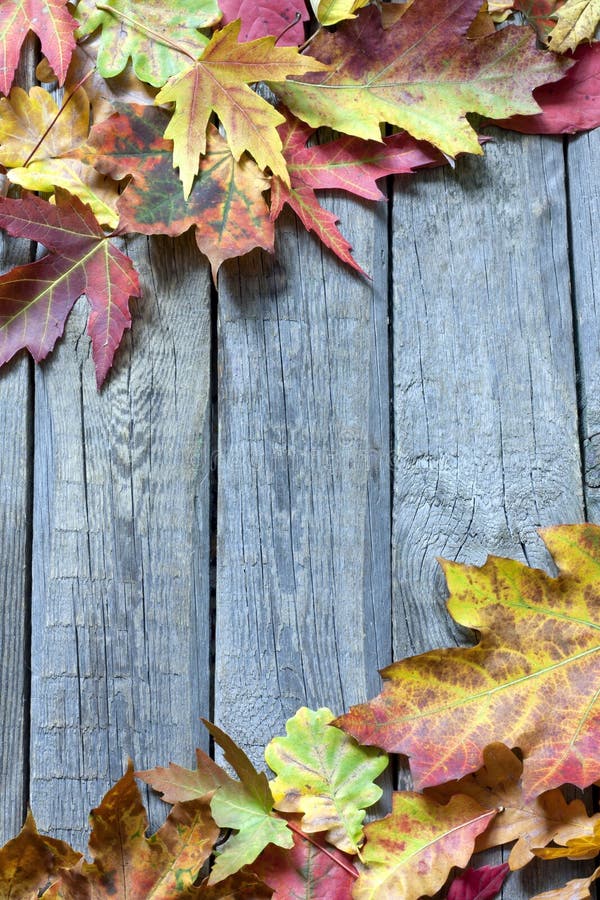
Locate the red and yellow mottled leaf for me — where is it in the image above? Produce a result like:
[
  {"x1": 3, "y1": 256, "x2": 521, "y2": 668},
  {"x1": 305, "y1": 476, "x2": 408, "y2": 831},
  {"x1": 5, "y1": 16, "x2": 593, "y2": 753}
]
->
[
  {"x1": 352, "y1": 792, "x2": 497, "y2": 900},
  {"x1": 498, "y1": 43, "x2": 600, "y2": 134},
  {"x1": 46, "y1": 764, "x2": 218, "y2": 898},
  {"x1": 0, "y1": 0, "x2": 76, "y2": 95},
  {"x1": 253, "y1": 828, "x2": 358, "y2": 898},
  {"x1": 137, "y1": 746, "x2": 234, "y2": 804},
  {"x1": 154, "y1": 21, "x2": 329, "y2": 197},
  {"x1": 274, "y1": 0, "x2": 570, "y2": 158},
  {"x1": 0, "y1": 191, "x2": 140, "y2": 386},
  {"x1": 90, "y1": 105, "x2": 273, "y2": 276},
  {"x1": 447, "y1": 863, "x2": 510, "y2": 900},
  {"x1": 0, "y1": 811, "x2": 80, "y2": 899},
  {"x1": 219, "y1": 0, "x2": 309, "y2": 45},
  {"x1": 337, "y1": 524, "x2": 600, "y2": 800},
  {"x1": 427, "y1": 743, "x2": 600, "y2": 870}
]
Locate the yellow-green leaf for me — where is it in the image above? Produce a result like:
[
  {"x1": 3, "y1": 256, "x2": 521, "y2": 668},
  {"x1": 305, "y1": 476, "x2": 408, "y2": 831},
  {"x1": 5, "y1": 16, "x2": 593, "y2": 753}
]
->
[
  {"x1": 266, "y1": 707, "x2": 388, "y2": 855},
  {"x1": 549, "y1": 0, "x2": 600, "y2": 50},
  {"x1": 310, "y1": 0, "x2": 370, "y2": 26}
]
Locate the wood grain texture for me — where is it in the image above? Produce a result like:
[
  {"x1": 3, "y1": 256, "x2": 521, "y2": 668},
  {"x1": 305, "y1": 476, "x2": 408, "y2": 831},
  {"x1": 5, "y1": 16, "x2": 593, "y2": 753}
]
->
[
  {"x1": 0, "y1": 241, "x2": 32, "y2": 846},
  {"x1": 390, "y1": 131, "x2": 586, "y2": 897},
  {"x1": 566, "y1": 129, "x2": 600, "y2": 521},
  {"x1": 215, "y1": 198, "x2": 392, "y2": 765},
  {"x1": 29, "y1": 234, "x2": 212, "y2": 847},
  {"x1": 0, "y1": 38, "x2": 36, "y2": 846}
]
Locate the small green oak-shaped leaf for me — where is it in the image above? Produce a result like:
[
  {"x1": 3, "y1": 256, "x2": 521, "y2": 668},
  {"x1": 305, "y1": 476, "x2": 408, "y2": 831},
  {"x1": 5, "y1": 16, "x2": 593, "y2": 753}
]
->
[
  {"x1": 46, "y1": 763, "x2": 219, "y2": 899},
  {"x1": 137, "y1": 746, "x2": 235, "y2": 804},
  {"x1": 353, "y1": 793, "x2": 497, "y2": 900},
  {"x1": 0, "y1": 191, "x2": 140, "y2": 387},
  {"x1": 265, "y1": 707, "x2": 388, "y2": 854},
  {"x1": 203, "y1": 720, "x2": 294, "y2": 885},
  {"x1": 549, "y1": 0, "x2": 600, "y2": 51},
  {"x1": 154, "y1": 20, "x2": 329, "y2": 197},
  {"x1": 89, "y1": 105, "x2": 273, "y2": 276},
  {"x1": 0, "y1": 810, "x2": 81, "y2": 898},
  {"x1": 337, "y1": 524, "x2": 600, "y2": 801},
  {"x1": 75, "y1": 0, "x2": 219, "y2": 87},
  {"x1": 0, "y1": 0, "x2": 77, "y2": 95},
  {"x1": 274, "y1": 0, "x2": 571, "y2": 159}
]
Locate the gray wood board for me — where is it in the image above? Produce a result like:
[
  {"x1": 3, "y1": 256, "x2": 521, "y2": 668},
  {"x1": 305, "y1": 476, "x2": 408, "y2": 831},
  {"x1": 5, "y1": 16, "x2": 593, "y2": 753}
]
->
[
  {"x1": 567, "y1": 128, "x2": 600, "y2": 522},
  {"x1": 215, "y1": 198, "x2": 392, "y2": 767},
  {"x1": 29, "y1": 233, "x2": 212, "y2": 847},
  {"x1": 0, "y1": 39, "x2": 35, "y2": 846},
  {"x1": 0, "y1": 264, "x2": 31, "y2": 846},
  {"x1": 390, "y1": 131, "x2": 586, "y2": 897}
]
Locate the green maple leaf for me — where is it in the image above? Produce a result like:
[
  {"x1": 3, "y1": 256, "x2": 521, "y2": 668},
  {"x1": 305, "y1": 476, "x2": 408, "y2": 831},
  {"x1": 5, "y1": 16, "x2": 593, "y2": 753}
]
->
[
  {"x1": 274, "y1": 0, "x2": 571, "y2": 158},
  {"x1": 75, "y1": 0, "x2": 220, "y2": 87},
  {"x1": 265, "y1": 707, "x2": 388, "y2": 855},
  {"x1": 203, "y1": 721, "x2": 293, "y2": 885}
]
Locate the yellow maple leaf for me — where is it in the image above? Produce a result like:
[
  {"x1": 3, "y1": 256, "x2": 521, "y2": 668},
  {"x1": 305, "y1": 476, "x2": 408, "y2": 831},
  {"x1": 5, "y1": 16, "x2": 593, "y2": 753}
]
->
[
  {"x1": 549, "y1": 0, "x2": 600, "y2": 50},
  {"x1": 154, "y1": 20, "x2": 329, "y2": 199},
  {"x1": 0, "y1": 86, "x2": 119, "y2": 227}
]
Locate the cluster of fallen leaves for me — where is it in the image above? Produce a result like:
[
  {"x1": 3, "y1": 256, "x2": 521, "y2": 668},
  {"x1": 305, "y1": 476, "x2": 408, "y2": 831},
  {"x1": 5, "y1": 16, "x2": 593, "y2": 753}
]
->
[
  {"x1": 0, "y1": 0, "x2": 598, "y2": 384},
  {"x1": 3, "y1": 523, "x2": 600, "y2": 898}
]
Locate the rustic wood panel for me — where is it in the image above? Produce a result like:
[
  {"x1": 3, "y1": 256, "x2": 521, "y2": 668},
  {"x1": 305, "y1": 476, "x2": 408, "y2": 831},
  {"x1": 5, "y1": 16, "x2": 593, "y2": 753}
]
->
[
  {"x1": 29, "y1": 234, "x2": 212, "y2": 847},
  {"x1": 390, "y1": 131, "x2": 585, "y2": 897},
  {"x1": 0, "y1": 259, "x2": 32, "y2": 847},
  {"x1": 215, "y1": 199, "x2": 392, "y2": 765},
  {"x1": 0, "y1": 39, "x2": 36, "y2": 847},
  {"x1": 567, "y1": 128, "x2": 600, "y2": 523}
]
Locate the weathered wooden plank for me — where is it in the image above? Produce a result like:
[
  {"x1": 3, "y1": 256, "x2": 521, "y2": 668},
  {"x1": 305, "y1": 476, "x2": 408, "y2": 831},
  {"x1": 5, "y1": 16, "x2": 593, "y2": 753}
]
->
[
  {"x1": 390, "y1": 131, "x2": 585, "y2": 897},
  {"x1": 567, "y1": 129, "x2": 600, "y2": 523},
  {"x1": 0, "y1": 38, "x2": 36, "y2": 847},
  {"x1": 29, "y1": 233, "x2": 212, "y2": 847},
  {"x1": 215, "y1": 199, "x2": 391, "y2": 765},
  {"x1": 0, "y1": 250, "x2": 32, "y2": 847}
]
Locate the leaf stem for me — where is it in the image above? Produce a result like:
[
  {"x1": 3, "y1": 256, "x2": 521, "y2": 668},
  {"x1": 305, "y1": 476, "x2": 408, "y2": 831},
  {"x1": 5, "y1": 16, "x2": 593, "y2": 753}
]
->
[
  {"x1": 23, "y1": 68, "x2": 95, "y2": 168},
  {"x1": 285, "y1": 820, "x2": 359, "y2": 880},
  {"x1": 95, "y1": 4, "x2": 199, "y2": 61}
]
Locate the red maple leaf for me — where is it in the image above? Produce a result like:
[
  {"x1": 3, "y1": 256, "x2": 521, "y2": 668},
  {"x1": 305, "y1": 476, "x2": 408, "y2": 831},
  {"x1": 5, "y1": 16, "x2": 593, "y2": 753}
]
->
[
  {"x1": 498, "y1": 43, "x2": 600, "y2": 134},
  {"x1": 219, "y1": 0, "x2": 309, "y2": 45},
  {"x1": 0, "y1": 191, "x2": 140, "y2": 386},
  {"x1": 0, "y1": 0, "x2": 77, "y2": 95},
  {"x1": 271, "y1": 110, "x2": 444, "y2": 272}
]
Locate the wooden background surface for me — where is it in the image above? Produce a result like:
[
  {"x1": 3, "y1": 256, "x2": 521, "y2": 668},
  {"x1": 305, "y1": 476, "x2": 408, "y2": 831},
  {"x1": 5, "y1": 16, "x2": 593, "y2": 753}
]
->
[{"x1": 1, "y1": 91, "x2": 599, "y2": 895}]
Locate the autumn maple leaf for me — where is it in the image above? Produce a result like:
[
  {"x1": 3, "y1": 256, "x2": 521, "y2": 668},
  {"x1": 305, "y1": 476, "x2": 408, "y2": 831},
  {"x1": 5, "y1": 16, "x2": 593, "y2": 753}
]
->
[
  {"x1": 275, "y1": 0, "x2": 571, "y2": 159},
  {"x1": 0, "y1": 191, "x2": 140, "y2": 386},
  {"x1": 44, "y1": 764, "x2": 219, "y2": 899},
  {"x1": 0, "y1": 0, "x2": 76, "y2": 95},
  {"x1": 0, "y1": 86, "x2": 119, "y2": 227},
  {"x1": 337, "y1": 524, "x2": 600, "y2": 800},
  {"x1": 88, "y1": 105, "x2": 274, "y2": 277},
  {"x1": 271, "y1": 109, "x2": 443, "y2": 272},
  {"x1": 252, "y1": 829, "x2": 358, "y2": 899},
  {"x1": 154, "y1": 20, "x2": 329, "y2": 197}
]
